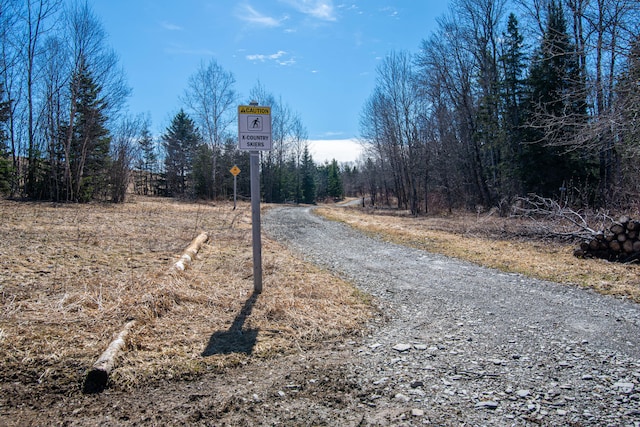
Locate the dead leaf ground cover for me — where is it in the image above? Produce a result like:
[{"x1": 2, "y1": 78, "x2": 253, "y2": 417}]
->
[
  {"x1": 317, "y1": 205, "x2": 640, "y2": 303},
  {"x1": 0, "y1": 197, "x2": 371, "y2": 397}
]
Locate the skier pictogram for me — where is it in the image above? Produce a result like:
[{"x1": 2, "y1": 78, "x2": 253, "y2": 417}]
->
[{"x1": 247, "y1": 116, "x2": 263, "y2": 131}]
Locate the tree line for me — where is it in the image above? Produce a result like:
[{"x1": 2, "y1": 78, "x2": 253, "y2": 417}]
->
[
  {"x1": 0, "y1": 0, "x2": 345, "y2": 204},
  {"x1": 358, "y1": 0, "x2": 640, "y2": 214},
  {"x1": 0, "y1": 0, "x2": 133, "y2": 202},
  {"x1": 152, "y1": 100, "x2": 343, "y2": 203},
  {"x1": 3, "y1": 0, "x2": 637, "y2": 211},
  {"x1": 152, "y1": 72, "x2": 344, "y2": 203}
]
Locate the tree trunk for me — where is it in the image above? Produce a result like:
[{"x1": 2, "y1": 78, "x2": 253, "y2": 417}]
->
[
  {"x1": 82, "y1": 320, "x2": 136, "y2": 393},
  {"x1": 172, "y1": 232, "x2": 209, "y2": 272}
]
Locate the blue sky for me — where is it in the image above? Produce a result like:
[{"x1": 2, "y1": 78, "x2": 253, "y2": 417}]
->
[{"x1": 88, "y1": 0, "x2": 450, "y2": 162}]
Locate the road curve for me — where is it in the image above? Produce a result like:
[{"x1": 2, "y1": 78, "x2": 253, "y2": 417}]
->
[{"x1": 264, "y1": 205, "x2": 640, "y2": 426}]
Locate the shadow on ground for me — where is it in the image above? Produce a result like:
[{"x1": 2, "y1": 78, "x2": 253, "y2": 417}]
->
[{"x1": 202, "y1": 292, "x2": 260, "y2": 356}]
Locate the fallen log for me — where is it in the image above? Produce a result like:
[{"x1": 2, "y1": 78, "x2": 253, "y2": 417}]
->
[
  {"x1": 172, "y1": 232, "x2": 209, "y2": 271},
  {"x1": 83, "y1": 320, "x2": 136, "y2": 394},
  {"x1": 83, "y1": 232, "x2": 210, "y2": 393}
]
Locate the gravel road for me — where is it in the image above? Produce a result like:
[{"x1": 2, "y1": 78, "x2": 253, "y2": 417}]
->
[{"x1": 262, "y1": 206, "x2": 640, "y2": 426}]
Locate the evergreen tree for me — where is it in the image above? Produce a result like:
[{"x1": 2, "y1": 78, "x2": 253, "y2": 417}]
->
[
  {"x1": 498, "y1": 13, "x2": 527, "y2": 196},
  {"x1": 284, "y1": 155, "x2": 299, "y2": 203},
  {"x1": 289, "y1": 154, "x2": 303, "y2": 204},
  {"x1": 300, "y1": 145, "x2": 316, "y2": 204},
  {"x1": 58, "y1": 58, "x2": 111, "y2": 202},
  {"x1": 327, "y1": 159, "x2": 343, "y2": 200},
  {"x1": 193, "y1": 142, "x2": 214, "y2": 198},
  {"x1": 521, "y1": 0, "x2": 595, "y2": 198},
  {"x1": 617, "y1": 35, "x2": 640, "y2": 201},
  {"x1": 315, "y1": 162, "x2": 328, "y2": 201},
  {"x1": 74, "y1": 62, "x2": 111, "y2": 201},
  {"x1": 136, "y1": 127, "x2": 157, "y2": 195},
  {"x1": 340, "y1": 164, "x2": 359, "y2": 197},
  {"x1": 162, "y1": 110, "x2": 201, "y2": 197},
  {"x1": 527, "y1": 1, "x2": 584, "y2": 119}
]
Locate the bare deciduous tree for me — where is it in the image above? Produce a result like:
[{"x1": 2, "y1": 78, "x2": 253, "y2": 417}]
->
[
  {"x1": 24, "y1": 0, "x2": 61, "y2": 196},
  {"x1": 182, "y1": 59, "x2": 237, "y2": 198},
  {"x1": 110, "y1": 114, "x2": 145, "y2": 203},
  {"x1": 362, "y1": 50, "x2": 427, "y2": 214}
]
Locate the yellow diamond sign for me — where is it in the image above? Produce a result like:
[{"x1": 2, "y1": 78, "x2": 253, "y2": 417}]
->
[{"x1": 230, "y1": 165, "x2": 241, "y2": 176}]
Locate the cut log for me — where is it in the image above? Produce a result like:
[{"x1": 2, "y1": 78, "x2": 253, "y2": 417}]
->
[
  {"x1": 83, "y1": 320, "x2": 136, "y2": 394},
  {"x1": 623, "y1": 240, "x2": 634, "y2": 253},
  {"x1": 611, "y1": 223, "x2": 625, "y2": 235},
  {"x1": 574, "y1": 216, "x2": 640, "y2": 262}
]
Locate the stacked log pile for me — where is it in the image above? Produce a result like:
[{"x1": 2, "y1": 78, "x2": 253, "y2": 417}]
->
[{"x1": 574, "y1": 216, "x2": 640, "y2": 263}]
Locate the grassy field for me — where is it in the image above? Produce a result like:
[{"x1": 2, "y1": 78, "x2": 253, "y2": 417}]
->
[
  {"x1": 318, "y1": 204, "x2": 640, "y2": 302},
  {"x1": 0, "y1": 197, "x2": 371, "y2": 394}
]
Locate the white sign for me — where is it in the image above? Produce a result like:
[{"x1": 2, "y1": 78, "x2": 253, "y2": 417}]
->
[{"x1": 238, "y1": 105, "x2": 272, "y2": 150}]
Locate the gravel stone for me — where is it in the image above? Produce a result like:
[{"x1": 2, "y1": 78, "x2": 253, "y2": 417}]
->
[
  {"x1": 411, "y1": 408, "x2": 425, "y2": 416},
  {"x1": 614, "y1": 382, "x2": 636, "y2": 394},
  {"x1": 475, "y1": 400, "x2": 500, "y2": 410},
  {"x1": 392, "y1": 344, "x2": 412, "y2": 352}
]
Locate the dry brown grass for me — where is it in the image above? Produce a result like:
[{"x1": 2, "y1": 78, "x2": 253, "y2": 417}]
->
[
  {"x1": 0, "y1": 197, "x2": 371, "y2": 393},
  {"x1": 317, "y1": 205, "x2": 640, "y2": 302}
]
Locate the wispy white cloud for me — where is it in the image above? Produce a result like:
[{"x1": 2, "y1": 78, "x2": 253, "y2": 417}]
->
[
  {"x1": 160, "y1": 21, "x2": 183, "y2": 31},
  {"x1": 380, "y1": 6, "x2": 399, "y2": 18},
  {"x1": 236, "y1": 4, "x2": 283, "y2": 27},
  {"x1": 246, "y1": 50, "x2": 286, "y2": 61},
  {"x1": 338, "y1": 4, "x2": 358, "y2": 11},
  {"x1": 280, "y1": 0, "x2": 336, "y2": 21},
  {"x1": 246, "y1": 50, "x2": 296, "y2": 66},
  {"x1": 278, "y1": 58, "x2": 296, "y2": 66}
]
